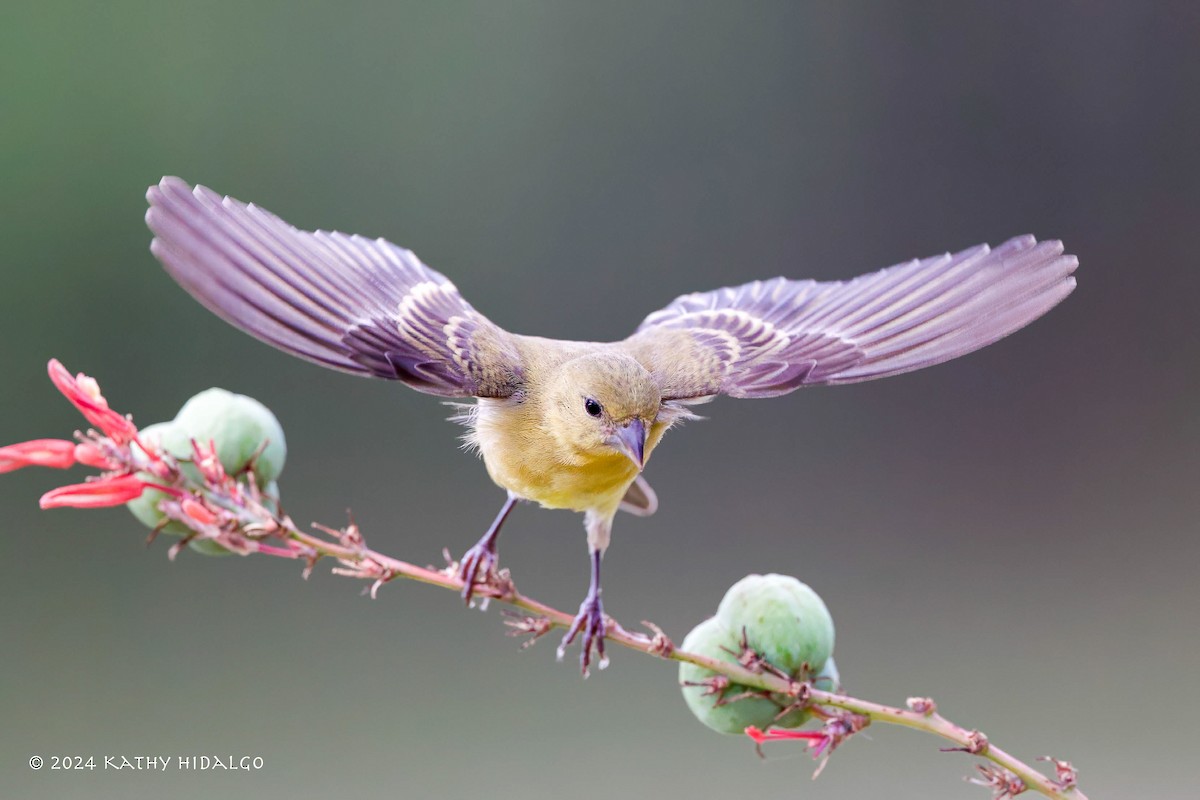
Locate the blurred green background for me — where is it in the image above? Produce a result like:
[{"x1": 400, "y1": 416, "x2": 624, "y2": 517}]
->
[{"x1": 2, "y1": 2, "x2": 1197, "y2": 798}]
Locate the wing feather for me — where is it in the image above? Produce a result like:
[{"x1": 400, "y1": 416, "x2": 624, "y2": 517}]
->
[
  {"x1": 626, "y1": 235, "x2": 1077, "y2": 399},
  {"x1": 146, "y1": 177, "x2": 522, "y2": 398}
]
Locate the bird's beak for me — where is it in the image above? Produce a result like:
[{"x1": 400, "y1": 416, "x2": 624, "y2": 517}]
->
[{"x1": 610, "y1": 418, "x2": 647, "y2": 470}]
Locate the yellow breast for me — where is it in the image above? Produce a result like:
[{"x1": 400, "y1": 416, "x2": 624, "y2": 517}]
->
[{"x1": 469, "y1": 399, "x2": 667, "y2": 514}]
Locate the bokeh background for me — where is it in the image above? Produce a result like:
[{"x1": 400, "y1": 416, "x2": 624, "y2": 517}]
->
[{"x1": 2, "y1": 2, "x2": 1197, "y2": 798}]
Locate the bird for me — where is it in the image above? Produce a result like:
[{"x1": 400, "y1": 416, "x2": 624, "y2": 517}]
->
[{"x1": 144, "y1": 176, "x2": 1078, "y2": 675}]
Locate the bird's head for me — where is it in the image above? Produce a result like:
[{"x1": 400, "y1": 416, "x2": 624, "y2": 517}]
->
[{"x1": 546, "y1": 352, "x2": 663, "y2": 470}]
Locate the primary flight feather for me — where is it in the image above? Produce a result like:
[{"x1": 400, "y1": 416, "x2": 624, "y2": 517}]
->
[{"x1": 146, "y1": 176, "x2": 1077, "y2": 673}]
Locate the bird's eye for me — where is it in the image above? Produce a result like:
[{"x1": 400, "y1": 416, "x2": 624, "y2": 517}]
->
[{"x1": 584, "y1": 398, "x2": 603, "y2": 418}]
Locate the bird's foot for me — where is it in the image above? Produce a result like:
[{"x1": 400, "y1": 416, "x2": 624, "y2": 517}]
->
[
  {"x1": 556, "y1": 592, "x2": 609, "y2": 677},
  {"x1": 453, "y1": 494, "x2": 519, "y2": 608},
  {"x1": 456, "y1": 539, "x2": 500, "y2": 608}
]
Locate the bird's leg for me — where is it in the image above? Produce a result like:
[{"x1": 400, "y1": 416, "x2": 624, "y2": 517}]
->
[
  {"x1": 556, "y1": 547, "x2": 608, "y2": 677},
  {"x1": 457, "y1": 492, "x2": 518, "y2": 606}
]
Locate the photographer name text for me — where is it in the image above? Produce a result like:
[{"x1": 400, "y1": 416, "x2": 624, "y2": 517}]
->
[{"x1": 30, "y1": 754, "x2": 264, "y2": 772}]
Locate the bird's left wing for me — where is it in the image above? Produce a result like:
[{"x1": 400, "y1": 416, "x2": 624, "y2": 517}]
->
[
  {"x1": 624, "y1": 235, "x2": 1077, "y2": 400},
  {"x1": 146, "y1": 177, "x2": 522, "y2": 398}
]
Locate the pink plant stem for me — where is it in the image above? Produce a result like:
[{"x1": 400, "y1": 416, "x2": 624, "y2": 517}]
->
[
  {"x1": 275, "y1": 523, "x2": 1086, "y2": 800},
  {"x1": 803, "y1": 689, "x2": 1085, "y2": 800}
]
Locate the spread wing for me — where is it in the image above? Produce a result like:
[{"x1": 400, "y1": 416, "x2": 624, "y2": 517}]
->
[
  {"x1": 625, "y1": 236, "x2": 1077, "y2": 400},
  {"x1": 146, "y1": 177, "x2": 522, "y2": 398}
]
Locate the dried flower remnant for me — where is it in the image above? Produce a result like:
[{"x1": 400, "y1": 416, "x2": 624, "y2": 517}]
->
[
  {"x1": 907, "y1": 696, "x2": 937, "y2": 715},
  {"x1": 1037, "y1": 757, "x2": 1078, "y2": 790},
  {"x1": 502, "y1": 611, "x2": 554, "y2": 648},
  {"x1": 969, "y1": 764, "x2": 1028, "y2": 799}
]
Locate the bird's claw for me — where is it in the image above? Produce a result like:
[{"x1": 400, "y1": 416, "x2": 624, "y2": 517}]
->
[
  {"x1": 556, "y1": 593, "x2": 609, "y2": 677},
  {"x1": 456, "y1": 541, "x2": 499, "y2": 607}
]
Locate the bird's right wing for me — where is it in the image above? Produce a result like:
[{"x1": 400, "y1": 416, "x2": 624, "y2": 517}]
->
[
  {"x1": 624, "y1": 236, "x2": 1077, "y2": 400},
  {"x1": 146, "y1": 177, "x2": 523, "y2": 398}
]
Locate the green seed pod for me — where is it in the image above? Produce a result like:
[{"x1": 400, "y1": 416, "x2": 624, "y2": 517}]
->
[
  {"x1": 260, "y1": 480, "x2": 281, "y2": 515},
  {"x1": 814, "y1": 657, "x2": 840, "y2": 693},
  {"x1": 187, "y1": 537, "x2": 233, "y2": 557},
  {"x1": 173, "y1": 388, "x2": 286, "y2": 484},
  {"x1": 679, "y1": 574, "x2": 840, "y2": 734},
  {"x1": 125, "y1": 422, "x2": 191, "y2": 535},
  {"x1": 133, "y1": 420, "x2": 192, "y2": 460},
  {"x1": 716, "y1": 573, "x2": 835, "y2": 678},
  {"x1": 124, "y1": 471, "x2": 188, "y2": 536},
  {"x1": 679, "y1": 616, "x2": 786, "y2": 735},
  {"x1": 123, "y1": 391, "x2": 288, "y2": 557}
]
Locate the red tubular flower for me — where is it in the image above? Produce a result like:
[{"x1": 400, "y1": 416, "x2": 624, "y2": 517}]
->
[
  {"x1": 47, "y1": 359, "x2": 138, "y2": 443},
  {"x1": 744, "y1": 726, "x2": 833, "y2": 756},
  {"x1": 0, "y1": 439, "x2": 77, "y2": 473},
  {"x1": 181, "y1": 497, "x2": 217, "y2": 525},
  {"x1": 73, "y1": 441, "x2": 118, "y2": 470},
  {"x1": 39, "y1": 474, "x2": 160, "y2": 509}
]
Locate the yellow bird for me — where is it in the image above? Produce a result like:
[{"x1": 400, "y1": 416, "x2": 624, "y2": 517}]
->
[{"x1": 145, "y1": 177, "x2": 1077, "y2": 674}]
